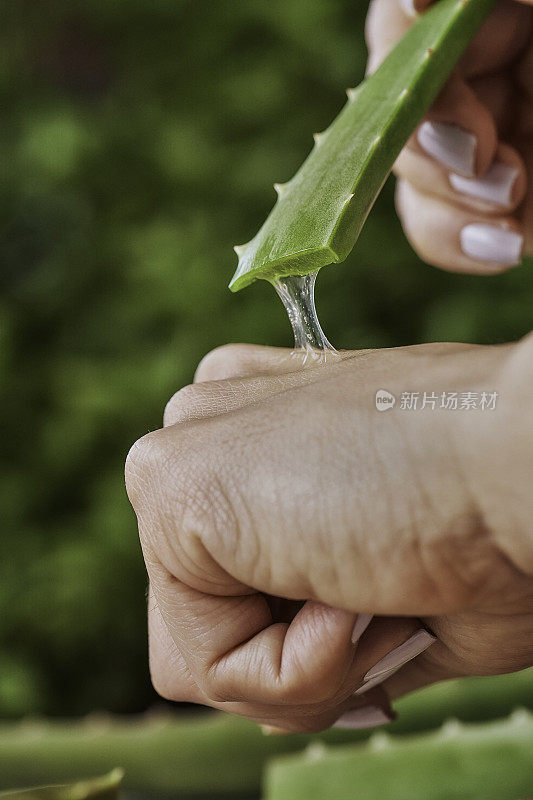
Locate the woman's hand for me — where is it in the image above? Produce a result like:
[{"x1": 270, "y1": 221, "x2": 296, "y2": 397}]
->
[
  {"x1": 366, "y1": 0, "x2": 533, "y2": 272},
  {"x1": 126, "y1": 336, "x2": 533, "y2": 732}
]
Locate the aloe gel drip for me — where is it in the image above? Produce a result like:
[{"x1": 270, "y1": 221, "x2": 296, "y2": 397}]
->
[{"x1": 272, "y1": 272, "x2": 338, "y2": 361}]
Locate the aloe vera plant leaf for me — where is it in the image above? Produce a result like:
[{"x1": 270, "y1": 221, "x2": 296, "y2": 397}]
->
[
  {"x1": 229, "y1": 0, "x2": 496, "y2": 292},
  {"x1": 0, "y1": 670, "x2": 532, "y2": 795},
  {"x1": 0, "y1": 769, "x2": 123, "y2": 800},
  {"x1": 264, "y1": 710, "x2": 533, "y2": 800}
]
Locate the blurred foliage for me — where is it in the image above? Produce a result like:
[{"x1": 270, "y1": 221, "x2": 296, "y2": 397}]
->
[{"x1": 0, "y1": 0, "x2": 531, "y2": 719}]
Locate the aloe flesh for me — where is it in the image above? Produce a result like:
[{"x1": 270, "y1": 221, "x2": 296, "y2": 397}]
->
[
  {"x1": 230, "y1": 0, "x2": 496, "y2": 292},
  {"x1": 264, "y1": 710, "x2": 533, "y2": 800}
]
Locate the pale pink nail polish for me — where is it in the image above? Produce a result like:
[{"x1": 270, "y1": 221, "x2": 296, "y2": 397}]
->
[
  {"x1": 418, "y1": 121, "x2": 476, "y2": 175},
  {"x1": 355, "y1": 665, "x2": 402, "y2": 695},
  {"x1": 399, "y1": 0, "x2": 418, "y2": 18},
  {"x1": 334, "y1": 705, "x2": 393, "y2": 730},
  {"x1": 351, "y1": 613, "x2": 373, "y2": 644},
  {"x1": 450, "y1": 163, "x2": 519, "y2": 207},
  {"x1": 363, "y1": 629, "x2": 436, "y2": 683},
  {"x1": 460, "y1": 224, "x2": 523, "y2": 266}
]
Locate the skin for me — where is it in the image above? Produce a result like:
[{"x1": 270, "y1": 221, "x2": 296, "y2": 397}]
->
[
  {"x1": 126, "y1": 0, "x2": 533, "y2": 732},
  {"x1": 366, "y1": 0, "x2": 533, "y2": 269},
  {"x1": 126, "y1": 337, "x2": 533, "y2": 732}
]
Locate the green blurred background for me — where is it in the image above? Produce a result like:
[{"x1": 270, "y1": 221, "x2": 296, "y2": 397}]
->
[{"x1": 1, "y1": 0, "x2": 531, "y2": 722}]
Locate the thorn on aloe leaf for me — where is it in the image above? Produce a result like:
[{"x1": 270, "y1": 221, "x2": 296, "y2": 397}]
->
[
  {"x1": 345, "y1": 87, "x2": 358, "y2": 101},
  {"x1": 510, "y1": 707, "x2": 530, "y2": 726},
  {"x1": 233, "y1": 244, "x2": 248, "y2": 258},
  {"x1": 305, "y1": 742, "x2": 327, "y2": 761},
  {"x1": 439, "y1": 718, "x2": 462, "y2": 738},
  {"x1": 274, "y1": 182, "x2": 288, "y2": 197},
  {"x1": 313, "y1": 132, "x2": 324, "y2": 145},
  {"x1": 369, "y1": 731, "x2": 390, "y2": 751}
]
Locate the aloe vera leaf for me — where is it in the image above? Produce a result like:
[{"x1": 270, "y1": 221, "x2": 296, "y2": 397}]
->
[
  {"x1": 0, "y1": 770, "x2": 123, "y2": 800},
  {"x1": 229, "y1": 0, "x2": 496, "y2": 292},
  {"x1": 0, "y1": 670, "x2": 532, "y2": 795},
  {"x1": 264, "y1": 710, "x2": 533, "y2": 800}
]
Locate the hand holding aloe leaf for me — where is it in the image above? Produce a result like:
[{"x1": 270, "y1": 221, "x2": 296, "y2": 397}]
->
[
  {"x1": 126, "y1": 0, "x2": 533, "y2": 757},
  {"x1": 230, "y1": 0, "x2": 498, "y2": 292}
]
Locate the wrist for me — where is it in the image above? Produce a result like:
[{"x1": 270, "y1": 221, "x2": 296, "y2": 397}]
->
[{"x1": 454, "y1": 334, "x2": 533, "y2": 575}]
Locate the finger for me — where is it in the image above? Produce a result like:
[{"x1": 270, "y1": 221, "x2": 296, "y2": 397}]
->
[
  {"x1": 366, "y1": 0, "x2": 531, "y2": 78},
  {"x1": 516, "y1": 39, "x2": 533, "y2": 105},
  {"x1": 164, "y1": 366, "x2": 322, "y2": 428},
  {"x1": 395, "y1": 142, "x2": 527, "y2": 214},
  {"x1": 458, "y1": 1, "x2": 532, "y2": 79},
  {"x1": 469, "y1": 73, "x2": 517, "y2": 137},
  {"x1": 365, "y1": 0, "x2": 413, "y2": 76},
  {"x1": 414, "y1": 75, "x2": 497, "y2": 177},
  {"x1": 396, "y1": 0, "x2": 531, "y2": 77},
  {"x1": 149, "y1": 574, "x2": 423, "y2": 730},
  {"x1": 519, "y1": 140, "x2": 533, "y2": 253},
  {"x1": 148, "y1": 557, "x2": 360, "y2": 706},
  {"x1": 194, "y1": 344, "x2": 308, "y2": 383},
  {"x1": 396, "y1": 178, "x2": 524, "y2": 273},
  {"x1": 147, "y1": 584, "x2": 205, "y2": 704},
  {"x1": 149, "y1": 592, "x2": 395, "y2": 733},
  {"x1": 165, "y1": 344, "x2": 357, "y2": 427}
]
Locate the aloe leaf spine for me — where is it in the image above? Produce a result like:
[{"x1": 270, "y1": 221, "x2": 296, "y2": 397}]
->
[
  {"x1": 264, "y1": 710, "x2": 533, "y2": 800},
  {"x1": 0, "y1": 670, "x2": 532, "y2": 795}
]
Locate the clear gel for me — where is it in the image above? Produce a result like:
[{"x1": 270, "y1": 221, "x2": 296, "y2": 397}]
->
[{"x1": 272, "y1": 272, "x2": 339, "y2": 364}]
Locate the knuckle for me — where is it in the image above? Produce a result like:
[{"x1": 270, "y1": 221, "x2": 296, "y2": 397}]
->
[
  {"x1": 163, "y1": 383, "x2": 206, "y2": 427},
  {"x1": 281, "y1": 676, "x2": 341, "y2": 706},
  {"x1": 125, "y1": 429, "x2": 168, "y2": 513},
  {"x1": 132, "y1": 426, "x2": 237, "y2": 587},
  {"x1": 267, "y1": 665, "x2": 343, "y2": 707},
  {"x1": 197, "y1": 670, "x2": 232, "y2": 704},
  {"x1": 194, "y1": 343, "x2": 248, "y2": 383}
]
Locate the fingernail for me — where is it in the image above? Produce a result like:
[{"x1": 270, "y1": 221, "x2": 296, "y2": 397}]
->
[
  {"x1": 355, "y1": 664, "x2": 403, "y2": 695},
  {"x1": 351, "y1": 613, "x2": 373, "y2": 644},
  {"x1": 460, "y1": 224, "x2": 523, "y2": 266},
  {"x1": 362, "y1": 629, "x2": 436, "y2": 684},
  {"x1": 399, "y1": 0, "x2": 418, "y2": 17},
  {"x1": 450, "y1": 163, "x2": 519, "y2": 207},
  {"x1": 418, "y1": 121, "x2": 476, "y2": 176},
  {"x1": 334, "y1": 705, "x2": 393, "y2": 730}
]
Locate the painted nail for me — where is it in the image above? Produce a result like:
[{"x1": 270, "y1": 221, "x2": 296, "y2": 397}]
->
[
  {"x1": 362, "y1": 629, "x2": 436, "y2": 684},
  {"x1": 418, "y1": 121, "x2": 476, "y2": 176},
  {"x1": 355, "y1": 664, "x2": 402, "y2": 695},
  {"x1": 460, "y1": 224, "x2": 523, "y2": 266},
  {"x1": 351, "y1": 613, "x2": 373, "y2": 644},
  {"x1": 334, "y1": 705, "x2": 393, "y2": 730},
  {"x1": 450, "y1": 163, "x2": 519, "y2": 207},
  {"x1": 399, "y1": 0, "x2": 418, "y2": 18}
]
